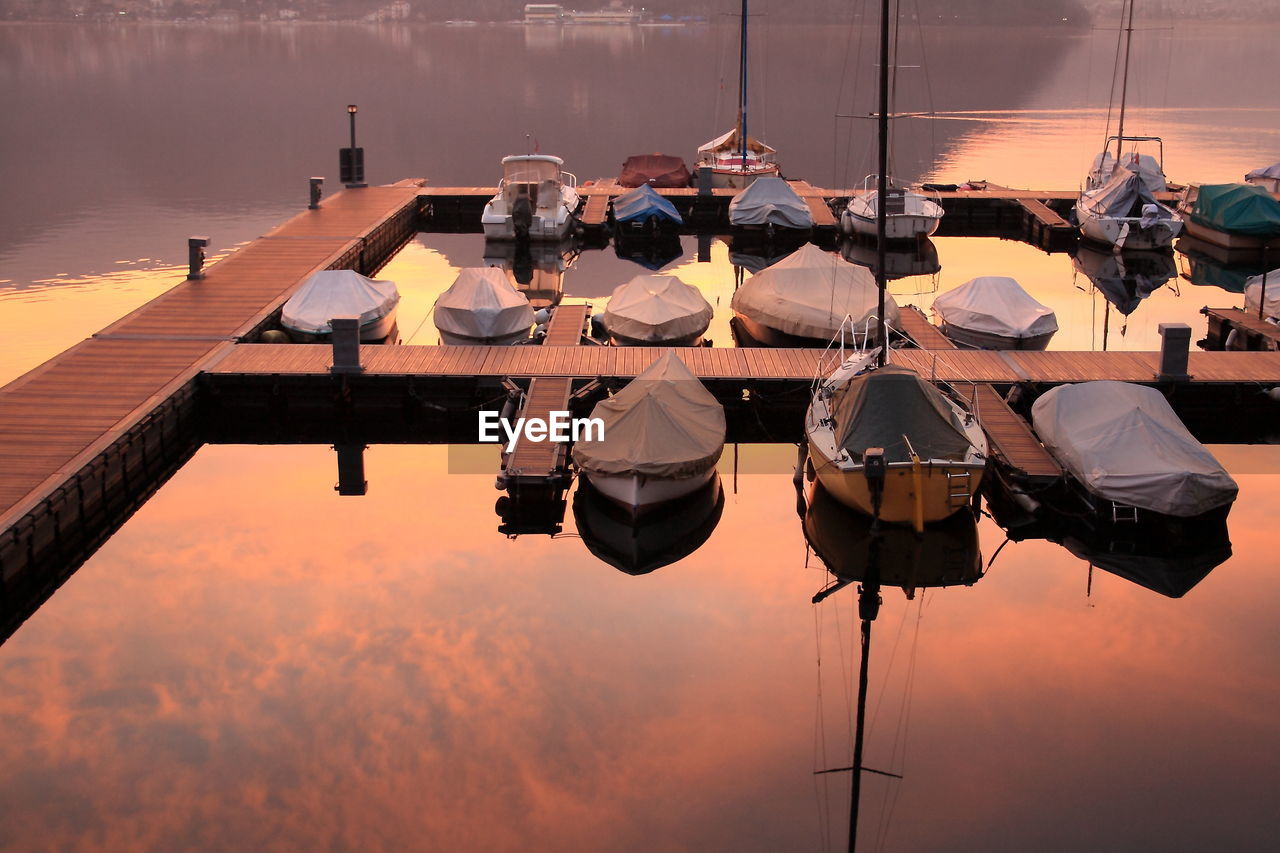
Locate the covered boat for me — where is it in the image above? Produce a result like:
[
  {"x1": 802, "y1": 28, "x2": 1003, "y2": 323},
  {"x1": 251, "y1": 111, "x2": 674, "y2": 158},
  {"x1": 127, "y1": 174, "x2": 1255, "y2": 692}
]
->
[
  {"x1": 601, "y1": 274, "x2": 713, "y2": 346},
  {"x1": 931, "y1": 276, "x2": 1058, "y2": 350},
  {"x1": 696, "y1": 127, "x2": 780, "y2": 189},
  {"x1": 727, "y1": 177, "x2": 812, "y2": 230},
  {"x1": 481, "y1": 154, "x2": 580, "y2": 241},
  {"x1": 573, "y1": 351, "x2": 726, "y2": 514},
  {"x1": 805, "y1": 363, "x2": 987, "y2": 528},
  {"x1": 1244, "y1": 162, "x2": 1280, "y2": 193},
  {"x1": 611, "y1": 183, "x2": 683, "y2": 230},
  {"x1": 1187, "y1": 183, "x2": 1280, "y2": 238},
  {"x1": 1030, "y1": 381, "x2": 1238, "y2": 518},
  {"x1": 1075, "y1": 167, "x2": 1182, "y2": 249},
  {"x1": 841, "y1": 179, "x2": 944, "y2": 241},
  {"x1": 573, "y1": 474, "x2": 724, "y2": 575},
  {"x1": 433, "y1": 267, "x2": 535, "y2": 346},
  {"x1": 731, "y1": 242, "x2": 900, "y2": 346},
  {"x1": 618, "y1": 153, "x2": 691, "y2": 189},
  {"x1": 280, "y1": 269, "x2": 399, "y2": 342},
  {"x1": 1243, "y1": 267, "x2": 1280, "y2": 319}
]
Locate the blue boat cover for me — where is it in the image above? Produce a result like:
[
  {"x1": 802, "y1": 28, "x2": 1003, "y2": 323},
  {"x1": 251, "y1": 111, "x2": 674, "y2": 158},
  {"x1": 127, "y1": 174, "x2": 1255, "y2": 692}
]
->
[
  {"x1": 612, "y1": 184, "x2": 683, "y2": 226},
  {"x1": 1190, "y1": 183, "x2": 1280, "y2": 237}
]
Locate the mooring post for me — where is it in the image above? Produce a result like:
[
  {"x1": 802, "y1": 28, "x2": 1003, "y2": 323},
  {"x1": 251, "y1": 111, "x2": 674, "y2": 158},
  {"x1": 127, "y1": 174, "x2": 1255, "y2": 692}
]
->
[
  {"x1": 330, "y1": 317, "x2": 364, "y2": 374},
  {"x1": 1157, "y1": 322, "x2": 1192, "y2": 381},
  {"x1": 309, "y1": 177, "x2": 324, "y2": 210},
  {"x1": 333, "y1": 443, "x2": 368, "y2": 496},
  {"x1": 697, "y1": 233, "x2": 712, "y2": 263},
  {"x1": 697, "y1": 165, "x2": 713, "y2": 197},
  {"x1": 186, "y1": 236, "x2": 210, "y2": 280}
]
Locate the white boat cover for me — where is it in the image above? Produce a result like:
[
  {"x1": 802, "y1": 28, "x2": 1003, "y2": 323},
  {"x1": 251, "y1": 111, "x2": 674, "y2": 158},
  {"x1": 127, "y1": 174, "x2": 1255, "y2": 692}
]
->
[
  {"x1": 281, "y1": 269, "x2": 399, "y2": 335},
  {"x1": 433, "y1": 268, "x2": 534, "y2": 339},
  {"x1": 1078, "y1": 167, "x2": 1163, "y2": 220},
  {"x1": 1243, "y1": 268, "x2": 1280, "y2": 319},
  {"x1": 603, "y1": 274, "x2": 713, "y2": 343},
  {"x1": 573, "y1": 351, "x2": 726, "y2": 479},
  {"x1": 1117, "y1": 152, "x2": 1167, "y2": 192},
  {"x1": 728, "y1": 177, "x2": 813, "y2": 228},
  {"x1": 1245, "y1": 162, "x2": 1280, "y2": 182},
  {"x1": 731, "y1": 242, "x2": 900, "y2": 340},
  {"x1": 1031, "y1": 381, "x2": 1238, "y2": 517},
  {"x1": 932, "y1": 276, "x2": 1058, "y2": 339},
  {"x1": 697, "y1": 127, "x2": 776, "y2": 156}
]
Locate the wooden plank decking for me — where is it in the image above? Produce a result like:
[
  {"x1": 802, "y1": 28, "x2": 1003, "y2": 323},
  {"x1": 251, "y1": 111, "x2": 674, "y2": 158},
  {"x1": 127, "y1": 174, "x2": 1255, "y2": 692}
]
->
[
  {"x1": 1202, "y1": 307, "x2": 1280, "y2": 351},
  {"x1": 970, "y1": 384, "x2": 1063, "y2": 481},
  {"x1": 896, "y1": 306, "x2": 955, "y2": 350}
]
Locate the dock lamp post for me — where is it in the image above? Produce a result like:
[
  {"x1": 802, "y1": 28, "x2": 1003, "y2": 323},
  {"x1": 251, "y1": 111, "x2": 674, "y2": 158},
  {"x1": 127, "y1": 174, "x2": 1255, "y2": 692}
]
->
[{"x1": 340, "y1": 104, "x2": 366, "y2": 189}]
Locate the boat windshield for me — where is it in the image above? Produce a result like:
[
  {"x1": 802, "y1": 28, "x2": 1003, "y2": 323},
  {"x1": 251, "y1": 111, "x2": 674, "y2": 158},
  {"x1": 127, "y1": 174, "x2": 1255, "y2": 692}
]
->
[{"x1": 502, "y1": 158, "x2": 562, "y2": 184}]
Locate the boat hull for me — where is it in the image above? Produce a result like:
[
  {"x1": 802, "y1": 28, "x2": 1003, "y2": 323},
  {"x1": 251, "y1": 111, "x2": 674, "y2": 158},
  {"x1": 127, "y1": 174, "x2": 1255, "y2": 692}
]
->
[
  {"x1": 841, "y1": 208, "x2": 941, "y2": 240},
  {"x1": 700, "y1": 161, "x2": 781, "y2": 190},
  {"x1": 437, "y1": 328, "x2": 531, "y2": 347},
  {"x1": 283, "y1": 310, "x2": 398, "y2": 344},
  {"x1": 585, "y1": 467, "x2": 717, "y2": 516},
  {"x1": 733, "y1": 313, "x2": 879, "y2": 348},
  {"x1": 609, "y1": 330, "x2": 706, "y2": 348},
  {"x1": 939, "y1": 323, "x2": 1055, "y2": 351},
  {"x1": 1077, "y1": 207, "x2": 1183, "y2": 250}
]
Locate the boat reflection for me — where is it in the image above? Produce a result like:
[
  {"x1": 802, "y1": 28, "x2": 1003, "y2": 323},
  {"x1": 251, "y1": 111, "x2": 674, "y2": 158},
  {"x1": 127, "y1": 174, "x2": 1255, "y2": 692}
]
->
[
  {"x1": 839, "y1": 235, "x2": 941, "y2": 281},
  {"x1": 572, "y1": 473, "x2": 725, "y2": 575},
  {"x1": 613, "y1": 229, "x2": 684, "y2": 271},
  {"x1": 1176, "y1": 235, "x2": 1274, "y2": 294},
  {"x1": 1071, "y1": 244, "x2": 1177, "y2": 316},
  {"x1": 483, "y1": 237, "x2": 580, "y2": 309}
]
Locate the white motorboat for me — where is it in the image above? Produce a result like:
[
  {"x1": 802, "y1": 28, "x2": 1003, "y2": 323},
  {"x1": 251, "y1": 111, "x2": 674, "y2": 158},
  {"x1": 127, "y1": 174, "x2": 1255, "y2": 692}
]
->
[
  {"x1": 841, "y1": 177, "x2": 943, "y2": 241},
  {"x1": 931, "y1": 275, "x2": 1058, "y2": 350},
  {"x1": 730, "y1": 242, "x2": 900, "y2": 346},
  {"x1": 1031, "y1": 381, "x2": 1238, "y2": 520},
  {"x1": 1075, "y1": 167, "x2": 1182, "y2": 250},
  {"x1": 481, "y1": 154, "x2": 580, "y2": 241},
  {"x1": 433, "y1": 267, "x2": 535, "y2": 346},
  {"x1": 601, "y1": 274, "x2": 713, "y2": 347},
  {"x1": 280, "y1": 269, "x2": 399, "y2": 343},
  {"x1": 1245, "y1": 163, "x2": 1280, "y2": 194},
  {"x1": 573, "y1": 351, "x2": 726, "y2": 515}
]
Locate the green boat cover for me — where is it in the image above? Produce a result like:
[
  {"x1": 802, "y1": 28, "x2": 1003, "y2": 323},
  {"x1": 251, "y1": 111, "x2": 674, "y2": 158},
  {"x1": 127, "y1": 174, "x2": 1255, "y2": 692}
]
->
[
  {"x1": 831, "y1": 366, "x2": 974, "y2": 464},
  {"x1": 1190, "y1": 183, "x2": 1280, "y2": 237}
]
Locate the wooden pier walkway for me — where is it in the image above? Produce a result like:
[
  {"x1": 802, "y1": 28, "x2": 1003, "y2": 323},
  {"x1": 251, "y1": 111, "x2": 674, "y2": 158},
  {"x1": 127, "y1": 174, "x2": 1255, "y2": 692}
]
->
[
  {"x1": 1202, "y1": 307, "x2": 1280, "y2": 351},
  {"x1": 896, "y1": 306, "x2": 955, "y2": 350},
  {"x1": 0, "y1": 185, "x2": 422, "y2": 578}
]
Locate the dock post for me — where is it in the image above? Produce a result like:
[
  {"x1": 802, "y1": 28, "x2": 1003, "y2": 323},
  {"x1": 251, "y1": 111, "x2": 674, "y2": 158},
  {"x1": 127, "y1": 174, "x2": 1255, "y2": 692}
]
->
[
  {"x1": 1157, "y1": 322, "x2": 1192, "y2": 381},
  {"x1": 186, "y1": 236, "x2": 210, "y2": 280},
  {"x1": 697, "y1": 166, "x2": 713, "y2": 197},
  {"x1": 330, "y1": 317, "x2": 364, "y2": 374},
  {"x1": 334, "y1": 443, "x2": 368, "y2": 496},
  {"x1": 309, "y1": 177, "x2": 324, "y2": 209}
]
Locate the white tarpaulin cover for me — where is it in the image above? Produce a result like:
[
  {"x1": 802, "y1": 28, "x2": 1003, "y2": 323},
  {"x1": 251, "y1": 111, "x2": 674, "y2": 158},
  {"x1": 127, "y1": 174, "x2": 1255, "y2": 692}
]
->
[
  {"x1": 731, "y1": 242, "x2": 900, "y2": 340},
  {"x1": 281, "y1": 269, "x2": 399, "y2": 335},
  {"x1": 932, "y1": 276, "x2": 1058, "y2": 339},
  {"x1": 573, "y1": 351, "x2": 726, "y2": 479},
  {"x1": 1031, "y1": 381, "x2": 1238, "y2": 517},
  {"x1": 1244, "y1": 268, "x2": 1280, "y2": 319},
  {"x1": 1078, "y1": 167, "x2": 1161, "y2": 220},
  {"x1": 603, "y1": 274, "x2": 713, "y2": 343},
  {"x1": 1117, "y1": 152, "x2": 1167, "y2": 192},
  {"x1": 1245, "y1": 163, "x2": 1280, "y2": 181},
  {"x1": 697, "y1": 127, "x2": 776, "y2": 156},
  {"x1": 433, "y1": 268, "x2": 534, "y2": 339},
  {"x1": 728, "y1": 177, "x2": 813, "y2": 228}
]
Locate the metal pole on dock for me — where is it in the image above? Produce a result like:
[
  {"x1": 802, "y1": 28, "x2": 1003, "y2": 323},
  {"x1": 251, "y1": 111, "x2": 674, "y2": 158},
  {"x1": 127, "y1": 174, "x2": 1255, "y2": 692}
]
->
[{"x1": 341, "y1": 104, "x2": 366, "y2": 189}]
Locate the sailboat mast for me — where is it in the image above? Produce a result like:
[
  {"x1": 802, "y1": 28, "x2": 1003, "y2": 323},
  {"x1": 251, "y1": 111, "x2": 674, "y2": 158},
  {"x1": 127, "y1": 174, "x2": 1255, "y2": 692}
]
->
[
  {"x1": 739, "y1": 0, "x2": 749, "y2": 174},
  {"x1": 875, "y1": 0, "x2": 889, "y2": 367},
  {"x1": 1114, "y1": 0, "x2": 1136, "y2": 162}
]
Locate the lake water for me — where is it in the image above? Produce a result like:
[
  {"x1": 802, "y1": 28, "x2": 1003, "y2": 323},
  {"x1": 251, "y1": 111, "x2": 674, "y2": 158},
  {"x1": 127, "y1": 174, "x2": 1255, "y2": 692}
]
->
[{"x1": 1, "y1": 17, "x2": 1278, "y2": 851}]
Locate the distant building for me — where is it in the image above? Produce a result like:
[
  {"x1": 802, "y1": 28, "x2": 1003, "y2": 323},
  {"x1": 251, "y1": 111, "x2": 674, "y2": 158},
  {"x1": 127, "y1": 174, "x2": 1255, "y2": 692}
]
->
[{"x1": 524, "y1": 4, "x2": 564, "y2": 24}]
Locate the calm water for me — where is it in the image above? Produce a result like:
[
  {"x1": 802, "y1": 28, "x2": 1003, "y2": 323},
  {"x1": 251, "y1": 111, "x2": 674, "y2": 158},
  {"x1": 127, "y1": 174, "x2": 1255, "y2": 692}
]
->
[{"x1": 1, "y1": 17, "x2": 1279, "y2": 851}]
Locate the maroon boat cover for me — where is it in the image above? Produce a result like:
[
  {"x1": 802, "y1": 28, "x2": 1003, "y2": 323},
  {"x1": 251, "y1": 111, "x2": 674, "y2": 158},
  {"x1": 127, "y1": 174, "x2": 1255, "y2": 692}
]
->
[{"x1": 619, "y1": 154, "x2": 692, "y2": 188}]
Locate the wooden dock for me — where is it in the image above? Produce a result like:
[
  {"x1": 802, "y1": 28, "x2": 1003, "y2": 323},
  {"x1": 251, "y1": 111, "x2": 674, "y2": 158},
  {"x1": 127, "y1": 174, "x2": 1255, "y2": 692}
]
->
[
  {"x1": 0, "y1": 185, "x2": 422, "y2": 581},
  {"x1": 1202, "y1": 307, "x2": 1280, "y2": 351},
  {"x1": 896, "y1": 305, "x2": 955, "y2": 350}
]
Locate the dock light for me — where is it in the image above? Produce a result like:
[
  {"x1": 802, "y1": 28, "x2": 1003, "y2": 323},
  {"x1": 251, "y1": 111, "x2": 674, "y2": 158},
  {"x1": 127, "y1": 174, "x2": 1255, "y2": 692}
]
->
[{"x1": 340, "y1": 104, "x2": 366, "y2": 188}]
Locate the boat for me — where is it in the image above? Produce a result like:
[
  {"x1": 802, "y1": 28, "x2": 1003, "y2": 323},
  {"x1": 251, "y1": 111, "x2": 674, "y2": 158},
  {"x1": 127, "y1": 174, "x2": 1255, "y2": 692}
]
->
[
  {"x1": 433, "y1": 267, "x2": 535, "y2": 346},
  {"x1": 279, "y1": 269, "x2": 399, "y2": 343},
  {"x1": 805, "y1": 363, "x2": 988, "y2": 529},
  {"x1": 1074, "y1": 1, "x2": 1181, "y2": 248},
  {"x1": 480, "y1": 154, "x2": 580, "y2": 241},
  {"x1": 1071, "y1": 244, "x2": 1176, "y2": 316},
  {"x1": 1244, "y1": 162, "x2": 1280, "y2": 193},
  {"x1": 1075, "y1": 166, "x2": 1183, "y2": 250},
  {"x1": 726, "y1": 176, "x2": 812, "y2": 232},
  {"x1": 931, "y1": 275, "x2": 1058, "y2": 350},
  {"x1": 573, "y1": 473, "x2": 724, "y2": 575},
  {"x1": 730, "y1": 242, "x2": 900, "y2": 347},
  {"x1": 572, "y1": 351, "x2": 726, "y2": 515},
  {"x1": 1180, "y1": 182, "x2": 1280, "y2": 253},
  {"x1": 694, "y1": 0, "x2": 780, "y2": 189},
  {"x1": 618, "y1": 153, "x2": 691, "y2": 189},
  {"x1": 840, "y1": 177, "x2": 943, "y2": 241},
  {"x1": 610, "y1": 183, "x2": 684, "y2": 232},
  {"x1": 1030, "y1": 381, "x2": 1238, "y2": 521},
  {"x1": 1243, "y1": 267, "x2": 1280, "y2": 320},
  {"x1": 600, "y1": 274, "x2": 713, "y2": 347}
]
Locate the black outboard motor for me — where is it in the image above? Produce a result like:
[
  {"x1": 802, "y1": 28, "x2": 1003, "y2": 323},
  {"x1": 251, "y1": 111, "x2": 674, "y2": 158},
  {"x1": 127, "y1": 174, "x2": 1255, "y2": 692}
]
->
[{"x1": 512, "y1": 193, "x2": 533, "y2": 242}]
